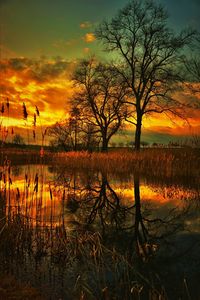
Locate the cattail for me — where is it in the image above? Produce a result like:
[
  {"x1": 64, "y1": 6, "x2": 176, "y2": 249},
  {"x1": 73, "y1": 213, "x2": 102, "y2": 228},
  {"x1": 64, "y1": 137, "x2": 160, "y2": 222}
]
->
[
  {"x1": 44, "y1": 128, "x2": 47, "y2": 136},
  {"x1": 16, "y1": 187, "x2": 20, "y2": 201},
  {"x1": 23, "y1": 102, "x2": 28, "y2": 120},
  {"x1": 33, "y1": 113, "x2": 36, "y2": 127},
  {"x1": 33, "y1": 130, "x2": 36, "y2": 140},
  {"x1": 42, "y1": 128, "x2": 47, "y2": 141},
  {"x1": 1, "y1": 103, "x2": 4, "y2": 114},
  {"x1": 6, "y1": 98, "x2": 9, "y2": 110},
  {"x1": 11, "y1": 128, "x2": 14, "y2": 135},
  {"x1": 49, "y1": 184, "x2": 53, "y2": 201},
  {"x1": 35, "y1": 105, "x2": 40, "y2": 116}
]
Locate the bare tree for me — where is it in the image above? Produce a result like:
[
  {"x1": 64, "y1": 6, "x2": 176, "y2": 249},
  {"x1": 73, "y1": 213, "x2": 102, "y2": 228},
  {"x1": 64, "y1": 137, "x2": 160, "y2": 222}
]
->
[
  {"x1": 184, "y1": 36, "x2": 200, "y2": 83},
  {"x1": 48, "y1": 121, "x2": 72, "y2": 151},
  {"x1": 183, "y1": 37, "x2": 200, "y2": 145},
  {"x1": 96, "y1": 0, "x2": 196, "y2": 150},
  {"x1": 73, "y1": 58, "x2": 127, "y2": 151},
  {"x1": 48, "y1": 108, "x2": 100, "y2": 151},
  {"x1": 68, "y1": 106, "x2": 82, "y2": 151}
]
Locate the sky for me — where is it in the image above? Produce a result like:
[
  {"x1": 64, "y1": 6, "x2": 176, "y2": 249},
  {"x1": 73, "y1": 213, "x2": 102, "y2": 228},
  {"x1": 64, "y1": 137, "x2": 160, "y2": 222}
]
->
[{"x1": 0, "y1": 0, "x2": 200, "y2": 145}]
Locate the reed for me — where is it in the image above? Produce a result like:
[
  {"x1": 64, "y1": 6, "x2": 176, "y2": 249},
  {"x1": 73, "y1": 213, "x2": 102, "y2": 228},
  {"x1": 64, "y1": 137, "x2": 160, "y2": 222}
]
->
[
  {"x1": 0, "y1": 164, "x2": 160, "y2": 299},
  {"x1": 53, "y1": 148, "x2": 200, "y2": 179},
  {"x1": 0, "y1": 159, "x2": 197, "y2": 299}
]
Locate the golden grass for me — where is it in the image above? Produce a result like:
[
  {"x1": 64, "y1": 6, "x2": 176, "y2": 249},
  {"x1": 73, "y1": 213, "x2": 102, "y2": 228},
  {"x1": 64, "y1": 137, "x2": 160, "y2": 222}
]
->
[
  {"x1": 53, "y1": 148, "x2": 200, "y2": 178},
  {"x1": 0, "y1": 147, "x2": 198, "y2": 299},
  {"x1": 2, "y1": 147, "x2": 199, "y2": 179}
]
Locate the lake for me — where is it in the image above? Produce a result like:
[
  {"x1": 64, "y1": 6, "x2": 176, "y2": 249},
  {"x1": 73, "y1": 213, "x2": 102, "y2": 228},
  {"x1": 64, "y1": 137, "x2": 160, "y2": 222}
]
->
[{"x1": 0, "y1": 162, "x2": 200, "y2": 299}]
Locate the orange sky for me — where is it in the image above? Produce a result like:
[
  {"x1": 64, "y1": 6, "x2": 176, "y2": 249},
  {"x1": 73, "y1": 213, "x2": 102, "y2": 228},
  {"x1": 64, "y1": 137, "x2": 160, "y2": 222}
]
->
[
  {"x1": 0, "y1": 0, "x2": 200, "y2": 146},
  {"x1": 0, "y1": 57, "x2": 200, "y2": 145}
]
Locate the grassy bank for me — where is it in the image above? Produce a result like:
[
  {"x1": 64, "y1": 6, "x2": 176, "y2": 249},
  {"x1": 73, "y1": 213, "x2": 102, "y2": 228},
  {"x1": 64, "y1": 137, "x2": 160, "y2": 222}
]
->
[
  {"x1": 52, "y1": 148, "x2": 200, "y2": 178},
  {"x1": 2, "y1": 147, "x2": 199, "y2": 177}
]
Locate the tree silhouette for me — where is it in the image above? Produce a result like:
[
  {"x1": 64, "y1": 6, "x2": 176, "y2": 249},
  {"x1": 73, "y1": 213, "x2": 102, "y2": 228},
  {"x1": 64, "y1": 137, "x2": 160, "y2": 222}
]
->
[
  {"x1": 184, "y1": 36, "x2": 200, "y2": 83},
  {"x1": 73, "y1": 59, "x2": 127, "y2": 151},
  {"x1": 96, "y1": 0, "x2": 196, "y2": 150},
  {"x1": 48, "y1": 108, "x2": 100, "y2": 151}
]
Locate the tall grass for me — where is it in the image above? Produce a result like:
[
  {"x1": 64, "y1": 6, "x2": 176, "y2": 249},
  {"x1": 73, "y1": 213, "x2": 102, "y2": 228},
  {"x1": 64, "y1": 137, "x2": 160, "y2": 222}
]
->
[
  {"x1": 53, "y1": 148, "x2": 200, "y2": 179},
  {"x1": 0, "y1": 159, "x2": 198, "y2": 299}
]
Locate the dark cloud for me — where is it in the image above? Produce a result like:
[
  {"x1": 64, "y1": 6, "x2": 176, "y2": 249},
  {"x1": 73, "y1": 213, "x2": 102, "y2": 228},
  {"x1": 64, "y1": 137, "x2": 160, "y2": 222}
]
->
[
  {"x1": 1, "y1": 57, "x2": 73, "y2": 83},
  {"x1": 9, "y1": 58, "x2": 34, "y2": 71},
  {"x1": 28, "y1": 60, "x2": 71, "y2": 83}
]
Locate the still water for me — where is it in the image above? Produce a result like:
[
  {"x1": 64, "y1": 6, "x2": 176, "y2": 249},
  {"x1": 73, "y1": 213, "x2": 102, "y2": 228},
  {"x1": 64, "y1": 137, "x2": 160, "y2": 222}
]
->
[{"x1": 0, "y1": 164, "x2": 200, "y2": 299}]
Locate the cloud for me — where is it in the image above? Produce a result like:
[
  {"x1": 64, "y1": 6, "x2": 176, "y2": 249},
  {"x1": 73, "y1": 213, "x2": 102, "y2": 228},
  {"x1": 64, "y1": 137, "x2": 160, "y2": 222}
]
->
[
  {"x1": 0, "y1": 56, "x2": 76, "y2": 130},
  {"x1": 1, "y1": 57, "x2": 74, "y2": 83},
  {"x1": 83, "y1": 33, "x2": 96, "y2": 43},
  {"x1": 1, "y1": 55, "x2": 199, "y2": 144},
  {"x1": 27, "y1": 60, "x2": 71, "y2": 83},
  {"x1": 80, "y1": 21, "x2": 92, "y2": 29},
  {"x1": 144, "y1": 123, "x2": 200, "y2": 138},
  {"x1": 83, "y1": 47, "x2": 90, "y2": 54}
]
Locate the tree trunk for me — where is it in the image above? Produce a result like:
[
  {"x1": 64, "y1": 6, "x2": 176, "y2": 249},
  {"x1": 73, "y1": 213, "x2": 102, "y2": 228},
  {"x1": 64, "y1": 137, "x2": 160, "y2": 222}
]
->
[
  {"x1": 135, "y1": 114, "x2": 142, "y2": 151},
  {"x1": 102, "y1": 136, "x2": 108, "y2": 152},
  {"x1": 74, "y1": 123, "x2": 77, "y2": 151}
]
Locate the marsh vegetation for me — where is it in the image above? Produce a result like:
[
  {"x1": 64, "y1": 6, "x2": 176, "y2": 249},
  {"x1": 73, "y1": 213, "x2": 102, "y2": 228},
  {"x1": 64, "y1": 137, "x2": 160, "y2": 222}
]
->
[{"x1": 0, "y1": 149, "x2": 200, "y2": 299}]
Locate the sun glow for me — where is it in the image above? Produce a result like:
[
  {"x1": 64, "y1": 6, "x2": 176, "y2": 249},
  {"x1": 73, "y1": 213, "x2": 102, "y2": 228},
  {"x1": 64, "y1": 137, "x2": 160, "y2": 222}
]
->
[{"x1": 0, "y1": 57, "x2": 199, "y2": 144}]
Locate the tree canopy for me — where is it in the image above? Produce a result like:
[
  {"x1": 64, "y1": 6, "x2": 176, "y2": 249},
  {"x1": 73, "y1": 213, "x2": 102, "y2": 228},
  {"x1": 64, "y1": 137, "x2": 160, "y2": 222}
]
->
[{"x1": 73, "y1": 58, "x2": 127, "y2": 151}]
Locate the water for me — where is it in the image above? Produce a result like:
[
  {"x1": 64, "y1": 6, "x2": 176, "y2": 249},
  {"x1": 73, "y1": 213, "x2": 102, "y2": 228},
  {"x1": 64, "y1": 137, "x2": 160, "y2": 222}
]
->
[{"x1": 0, "y1": 163, "x2": 200, "y2": 299}]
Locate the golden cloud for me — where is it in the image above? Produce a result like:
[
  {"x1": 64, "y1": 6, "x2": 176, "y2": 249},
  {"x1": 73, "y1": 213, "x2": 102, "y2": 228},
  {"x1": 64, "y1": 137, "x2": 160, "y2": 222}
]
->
[
  {"x1": 1, "y1": 56, "x2": 199, "y2": 145},
  {"x1": 0, "y1": 57, "x2": 76, "y2": 135},
  {"x1": 83, "y1": 33, "x2": 96, "y2": 43},
  {"x1": 80, "y1": 21, "x2": 92, "y2": 29}
]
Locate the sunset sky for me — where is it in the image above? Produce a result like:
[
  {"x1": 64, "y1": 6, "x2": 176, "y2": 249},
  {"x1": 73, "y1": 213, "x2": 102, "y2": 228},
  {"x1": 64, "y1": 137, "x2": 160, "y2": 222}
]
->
[{"x1": 0, "y1": 0, "x2": 200, "y2": 145}]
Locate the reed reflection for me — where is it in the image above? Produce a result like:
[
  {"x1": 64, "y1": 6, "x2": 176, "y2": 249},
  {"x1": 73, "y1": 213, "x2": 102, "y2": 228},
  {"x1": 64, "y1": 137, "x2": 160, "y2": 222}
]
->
[
  {"x1": 1, "y1": 163, "x2": 200, "y2": 299},
  {"x1": 53, "y1": 169, "x2": 195, "y2": 261}
]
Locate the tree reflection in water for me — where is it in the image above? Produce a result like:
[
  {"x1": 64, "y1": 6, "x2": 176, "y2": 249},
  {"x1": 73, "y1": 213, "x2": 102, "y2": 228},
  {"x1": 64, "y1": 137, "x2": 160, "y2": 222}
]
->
[
  {"x1": 56, "y1": 169, "x2": 199, "y2": 297},
  {"x1": 131, "y1": 174, "x2": 191, "y2": 262},
  {"x1": 54, "y1": 168, "x2": 195, "y2": 262},
  {"x1": 1, "y1": 163, "x2": 199, "y2": 299}
]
